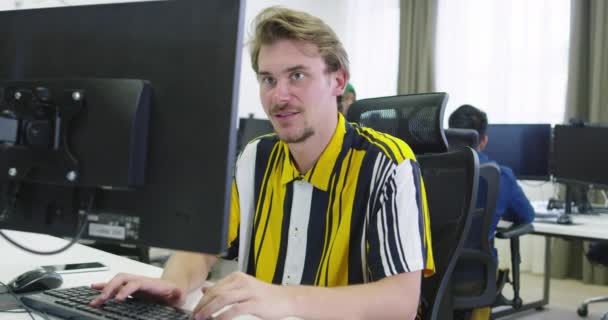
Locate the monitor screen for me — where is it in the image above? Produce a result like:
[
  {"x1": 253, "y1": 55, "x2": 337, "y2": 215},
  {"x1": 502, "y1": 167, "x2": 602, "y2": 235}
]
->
[
  {"x1": 0, "y1": 0, "x2": 244, "y2": 254},
  {"x1": 553, "y1": 125, "x2": 608, "y2": 187},
  {"x1": 483, "y1": 124, "x2": 551, "y2": 180}
]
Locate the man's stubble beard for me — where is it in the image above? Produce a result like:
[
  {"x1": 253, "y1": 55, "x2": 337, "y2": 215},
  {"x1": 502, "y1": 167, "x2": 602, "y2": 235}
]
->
[
  {"x1": 278, "y1": 126, "x2": 314, "y2": 144},
  {"x1": 270, "y1": 103, "x2": 315, "y2": 144}
]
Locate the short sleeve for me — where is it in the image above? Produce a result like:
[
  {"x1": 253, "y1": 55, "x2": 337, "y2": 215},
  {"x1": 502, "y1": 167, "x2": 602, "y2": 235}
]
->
[{"x1": 366, "y1": 159, "x2": 434, "y2": 280}]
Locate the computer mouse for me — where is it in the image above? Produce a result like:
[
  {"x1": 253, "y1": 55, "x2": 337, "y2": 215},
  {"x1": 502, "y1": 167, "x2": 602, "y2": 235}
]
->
[
  {"x1": 7, "y1": 268, "x2": 63, "y2": 294},
  {"x1": 556, "y1": 214, "x2": 572, "y2": 225}
]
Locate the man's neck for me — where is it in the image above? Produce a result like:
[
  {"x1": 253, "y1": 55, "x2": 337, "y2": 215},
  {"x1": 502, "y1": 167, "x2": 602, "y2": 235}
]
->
[{"x1": 288, "y1": 114, "x2": 338, "y2": 174}]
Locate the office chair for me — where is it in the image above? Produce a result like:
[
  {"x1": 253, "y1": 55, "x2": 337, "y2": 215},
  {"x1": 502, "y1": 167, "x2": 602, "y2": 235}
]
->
[
  {"x1": 417, "y1": 149, "x2": 479, "y2": 320},
  {"x1": 445, "y1": 128, "x2": 479, "y2": 151},
  {"x1": 451, "y1": 162, "x2": 501, "y2": 312},
  {"x1": 578, "y1": 240, "x2": 608, "y2": 319},
  {"x1": 492, "y1": 216, "x2": 533, "y2": 312},
  {"x1": 347, "y1": 93, "x2": 479, "y2": 320},
  {"x1": 346, "y1": 92, "x2": 449, "y2": 154},
  {"x1": 446, "y1": 128, "x2": 534, "y2": 317}
]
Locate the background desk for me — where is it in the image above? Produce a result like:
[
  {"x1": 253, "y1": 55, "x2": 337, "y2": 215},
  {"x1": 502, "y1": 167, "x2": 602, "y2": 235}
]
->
[
  {"x1": 495, "y1": 211, "x2": 608, "y2": 318},
  {"x1": 0, "y1": 230, "x2": 272, "y2": 320}
]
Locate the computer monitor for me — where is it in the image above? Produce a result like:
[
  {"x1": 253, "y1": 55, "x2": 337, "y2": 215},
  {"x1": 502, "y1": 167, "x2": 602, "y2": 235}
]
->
[
  {"x1": 237, "y1": 117, "x2": 274, "y2": 153},
  {"x1": 0, "y1": 0, "x2": 244, "y2": 254},
  {"x1": 553, "y1": 124, "x2": 608, "y2": 187},
  {"x1": 483, "y1": 124, "x2": 552, "y2": 180}
]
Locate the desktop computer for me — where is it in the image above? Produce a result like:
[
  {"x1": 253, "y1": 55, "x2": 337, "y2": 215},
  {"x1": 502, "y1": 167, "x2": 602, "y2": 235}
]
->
[
  {"x1": 552, "y1": 124, "x2": 608, "y2": 187},
  {"x1": 551, "y1": 124, "x2": 608, "y2": 214},
  {"x1": 483, "y1": 124, "x2": 552, "y2": 180},
  {"x1": 0, "y1": 0, "x2": 244, "y2": 256},
  {"x1": 0, "y1": 1, "x2": 244, "y2": 318}
]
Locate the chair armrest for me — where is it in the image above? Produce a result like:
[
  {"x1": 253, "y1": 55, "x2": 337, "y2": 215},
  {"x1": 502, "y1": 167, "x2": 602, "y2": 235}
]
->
[
  {"x1": 495, "y1": 223, "x2": 533, "y2": 239},
  {"x1": 452, "y1": 249, "x2": 498, "y2": 309}
]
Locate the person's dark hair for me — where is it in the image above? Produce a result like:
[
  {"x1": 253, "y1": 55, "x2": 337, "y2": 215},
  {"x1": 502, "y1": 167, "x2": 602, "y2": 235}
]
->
[{"x1": 448, "y1": 104, "x2": 488, "y2": 137}]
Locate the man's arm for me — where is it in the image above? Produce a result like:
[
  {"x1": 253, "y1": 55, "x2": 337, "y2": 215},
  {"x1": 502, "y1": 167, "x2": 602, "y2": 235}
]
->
[
  {"x1": 90, "y1": 251, "x2": 218, "y2": 307},
  {"x1": 194, "y1": 270, "x2": 421, "y2": 320},
  {"x1": 162, "y1": 251, "x2": 218, "y2": 292},
  {"x1": 288, "y1": 271, "x2": 421, "y2": 320},
  {"x1": 502, "y1": 168, "x2": 535, "y2": 224}
]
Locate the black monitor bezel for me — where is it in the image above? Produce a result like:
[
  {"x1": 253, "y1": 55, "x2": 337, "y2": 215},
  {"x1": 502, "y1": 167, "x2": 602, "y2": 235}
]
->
[
  {"x1": 0, "y1": 0, "x2": 245, "y2": 255},
  {"x1": 484, "y1": 123, "x2": 552, "y2": 181}
]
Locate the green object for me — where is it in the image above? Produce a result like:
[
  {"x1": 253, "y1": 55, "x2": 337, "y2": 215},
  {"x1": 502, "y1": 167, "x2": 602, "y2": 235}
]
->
[{"x1": 344, "y1": 82, "x2": 356, "y2": 96}]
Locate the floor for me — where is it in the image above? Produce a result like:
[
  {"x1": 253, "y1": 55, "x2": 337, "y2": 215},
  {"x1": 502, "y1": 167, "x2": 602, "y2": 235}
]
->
[{"x1": 498, "y1": 272, "x2": 607, "y2": 320}]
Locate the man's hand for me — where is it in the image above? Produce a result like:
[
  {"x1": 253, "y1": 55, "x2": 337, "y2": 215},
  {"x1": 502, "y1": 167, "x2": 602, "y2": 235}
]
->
[
  {"x1": 193, "y1": 272, "x2": 293, "y2": 320},
  {"x1": 89, "y1": 273, "x2": 185, "y2": 307}
]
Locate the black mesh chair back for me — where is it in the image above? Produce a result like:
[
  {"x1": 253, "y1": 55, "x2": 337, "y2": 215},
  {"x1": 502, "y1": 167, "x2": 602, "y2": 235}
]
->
[
  {"x1": 452, "y1": 162, "x2": 501, "y2": 309},
  {"x1": 445, "y1": 128, "x2": 480, "y2": 151},
  {"x1": 418, "y1": 148, "x2": 479, "y2": 320},
  {"x1": 346, "y1": 93, "x2": 449, "y2": 154}
]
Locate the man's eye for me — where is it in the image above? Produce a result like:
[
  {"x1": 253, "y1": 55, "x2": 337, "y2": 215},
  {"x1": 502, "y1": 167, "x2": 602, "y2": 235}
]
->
[
  {"x1": 291, "y1": 72, "x2": 304, "y2": 80},
  {"x1": 261, "y1": 77, "x2": 275, "y2": 85}
]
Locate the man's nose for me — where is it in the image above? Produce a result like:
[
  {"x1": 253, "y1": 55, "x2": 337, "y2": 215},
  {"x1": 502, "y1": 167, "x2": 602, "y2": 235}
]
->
[{"x1": 272, "y1": 79, "x2": 291, "y2": 103}]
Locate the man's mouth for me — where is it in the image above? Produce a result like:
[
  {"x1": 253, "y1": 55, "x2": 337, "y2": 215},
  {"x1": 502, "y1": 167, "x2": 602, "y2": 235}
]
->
[{"x1": 274, "y1": 111, "x2": 300, "y2": 118}]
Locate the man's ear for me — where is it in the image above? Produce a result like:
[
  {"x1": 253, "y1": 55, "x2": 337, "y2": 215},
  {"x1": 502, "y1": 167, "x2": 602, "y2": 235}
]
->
[
  {"x1": 479, "y1": 135, "x2": 489, "y2": 151},
  {"x1": 332, "y1": 69, "x2": 348, "y2": 96}
]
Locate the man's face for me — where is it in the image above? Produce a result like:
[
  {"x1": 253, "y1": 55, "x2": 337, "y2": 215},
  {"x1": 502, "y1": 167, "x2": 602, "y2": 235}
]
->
[{"x1": 257, "y1": 39, "x2": 343, "y2": 144}]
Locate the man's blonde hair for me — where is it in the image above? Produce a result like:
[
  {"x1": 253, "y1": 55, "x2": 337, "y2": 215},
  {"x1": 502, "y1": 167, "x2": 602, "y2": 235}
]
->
[{"x1": 249, "y1": 6, "x2": 350, "y2": 77}]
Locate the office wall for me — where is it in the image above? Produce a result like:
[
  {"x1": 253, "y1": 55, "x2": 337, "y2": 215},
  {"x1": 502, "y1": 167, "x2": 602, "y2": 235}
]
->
[{"x1": 3, "y1": 0, "x2": 400, "y2": 122}]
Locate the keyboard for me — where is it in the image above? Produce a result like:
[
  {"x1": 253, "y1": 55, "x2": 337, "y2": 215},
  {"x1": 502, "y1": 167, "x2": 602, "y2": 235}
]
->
[{"x1": 21, "y1": 286, "x2": 191, "y2": 320}]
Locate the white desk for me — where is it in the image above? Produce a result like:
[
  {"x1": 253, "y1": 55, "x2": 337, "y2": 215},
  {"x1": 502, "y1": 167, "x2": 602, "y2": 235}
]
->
[
  {"x1": 0, "y1": 230, "x2": 270, "y2": 320},
  {"x1": 494, "y1": 204, "x2": 608, "y2": 318},
  {"x1": 532, "y1": 214, "x2": 608, "y2": 240}
]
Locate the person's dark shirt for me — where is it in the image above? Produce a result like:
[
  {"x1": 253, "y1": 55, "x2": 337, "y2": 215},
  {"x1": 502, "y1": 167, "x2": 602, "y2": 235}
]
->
[{"x1": 466, "y1": 151, "x2": 535, "y2": 258}]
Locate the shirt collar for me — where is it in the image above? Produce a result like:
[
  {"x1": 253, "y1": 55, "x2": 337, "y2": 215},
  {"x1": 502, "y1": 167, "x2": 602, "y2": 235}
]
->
[{"x1": 280, "y1": 113, "x2": 347, "y2": 191}]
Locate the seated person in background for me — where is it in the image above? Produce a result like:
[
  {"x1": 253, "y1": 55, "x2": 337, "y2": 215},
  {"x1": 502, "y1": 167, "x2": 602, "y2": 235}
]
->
[
  {"x1": 449, "y1": 105, "x2": 535, "y2": 248},
  {"x1": 338, "y1": 82, "x2": 356, "y2": 115},
  {"x1": 448, "y1": 104, "x2": 535, "y2": 320},
  {"x1": 90, "y1": 6, "x2": 434, "y2": 320}
]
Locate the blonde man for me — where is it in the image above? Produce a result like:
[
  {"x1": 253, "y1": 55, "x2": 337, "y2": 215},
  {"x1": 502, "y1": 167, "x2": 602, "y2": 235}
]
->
[{"x1": 91, "y1": 7, "x2": 434, "y2": 320}]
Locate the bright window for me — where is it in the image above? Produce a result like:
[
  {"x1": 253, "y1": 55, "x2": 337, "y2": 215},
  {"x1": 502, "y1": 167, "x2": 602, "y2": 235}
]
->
[{"x1": 436, "y1": 0, "x2": 571, "y2": 125}]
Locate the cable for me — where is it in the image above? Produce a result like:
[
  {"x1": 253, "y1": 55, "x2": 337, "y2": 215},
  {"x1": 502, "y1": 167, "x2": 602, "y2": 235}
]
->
[
  {"x1": 0, "y1": 281, "x2": 50, "y2": 320},
  {"x1": 0, "y1": 192, "x2": 95, "y2": 255}
]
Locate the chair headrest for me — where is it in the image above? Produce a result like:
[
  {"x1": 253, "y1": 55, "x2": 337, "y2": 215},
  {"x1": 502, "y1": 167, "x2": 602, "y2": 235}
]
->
[
  {"x1": 346, "y1": 92, "x2": 449, "y2": 155},
  {"x1": 445, "y1": 128, "x2": 480, "y2": 150}
]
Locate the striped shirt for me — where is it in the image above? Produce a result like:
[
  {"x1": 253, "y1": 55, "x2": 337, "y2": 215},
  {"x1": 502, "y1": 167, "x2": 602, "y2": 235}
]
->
[{"x1": 226, "y1": 113, "x2": 434, "y2": 286}]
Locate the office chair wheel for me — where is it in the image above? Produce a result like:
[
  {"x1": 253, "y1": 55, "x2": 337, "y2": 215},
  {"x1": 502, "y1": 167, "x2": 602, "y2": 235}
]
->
[
  {"x1": 513, "y1": 297, "x2": 523, "y2": 310},
  {"x1": 577, "y1": 305, "x2": 588, "y2": 317}
]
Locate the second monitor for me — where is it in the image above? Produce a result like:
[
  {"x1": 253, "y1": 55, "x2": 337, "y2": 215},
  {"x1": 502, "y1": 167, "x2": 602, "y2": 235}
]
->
[
  {"x1": 552, "y1": 124, "x2": 608, "y2": 187},
  {"x1": 483, "y1": 124, "x2": 552, "y2": 181}
]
